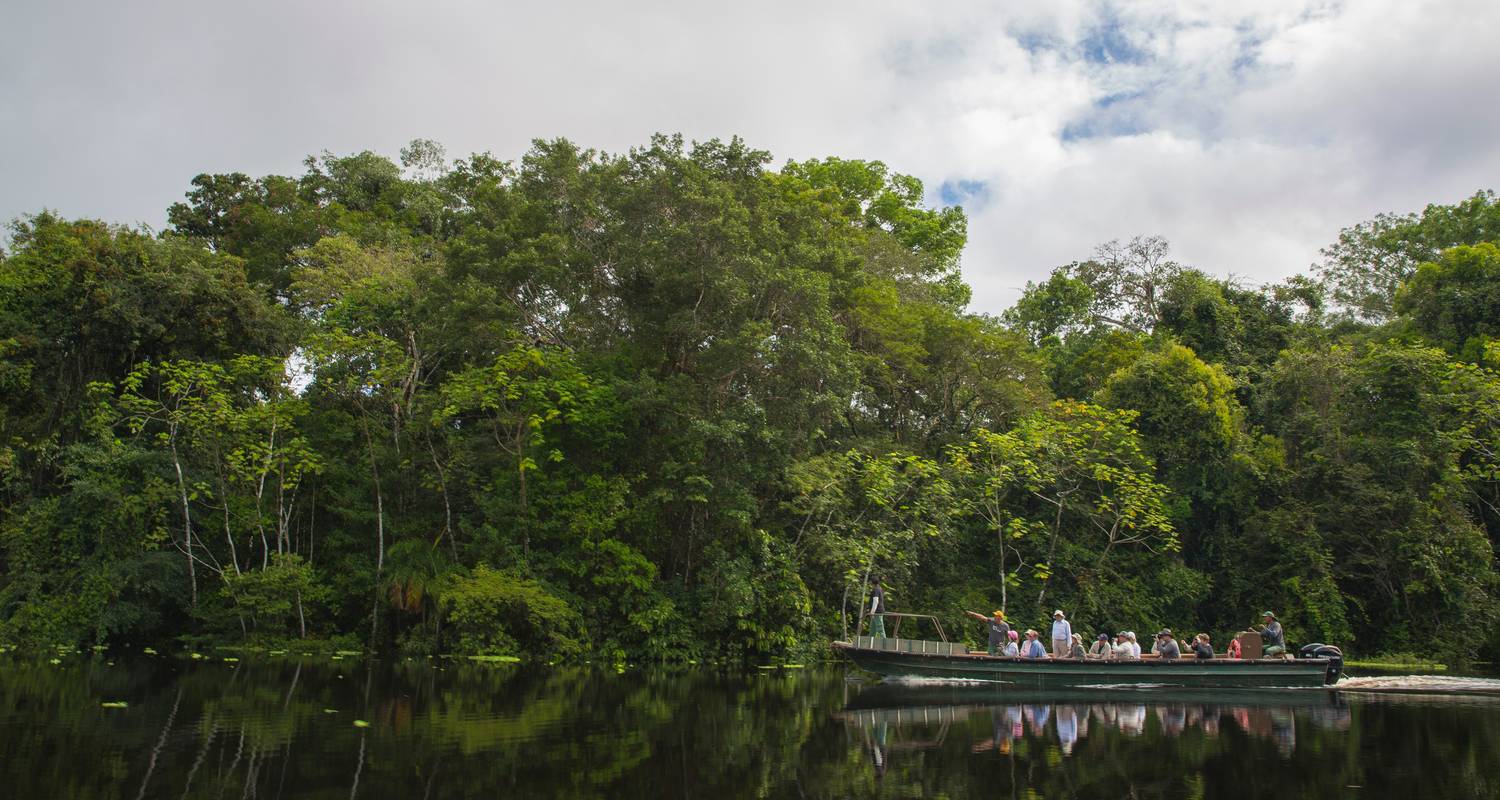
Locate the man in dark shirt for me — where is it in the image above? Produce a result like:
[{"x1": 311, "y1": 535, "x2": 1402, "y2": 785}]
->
[
  {"x1": 965, "y1": 609, "x2": 1010, "y2": 655},
  {"x1": 867, "y1": 578, "x2": 888, "y2": 638},
  {"x1": 1191, "y1": 633, "x2": 1214, "y2": 659},
  {"x1": 1155, "y1": 629, "x2": 1181, "y2": 660}
]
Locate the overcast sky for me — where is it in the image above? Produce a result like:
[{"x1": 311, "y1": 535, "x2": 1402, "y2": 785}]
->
[{"x1": 4, "y1": 0, "x2": 1498, "y2": 314}]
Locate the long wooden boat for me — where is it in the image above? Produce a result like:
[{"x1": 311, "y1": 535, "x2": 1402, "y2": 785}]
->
[{"x1": 834, "y1": 629, "x2": 1341, "y2": 689}]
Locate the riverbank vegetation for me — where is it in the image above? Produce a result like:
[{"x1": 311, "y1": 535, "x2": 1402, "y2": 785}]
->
[{"x1": 2, "y1": 136, "x2": 1497, "y2": 663}]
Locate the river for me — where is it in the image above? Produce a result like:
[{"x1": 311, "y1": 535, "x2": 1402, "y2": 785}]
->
[{"x1": 1, "y1": 655, "x2": 1497, "y2": 798}]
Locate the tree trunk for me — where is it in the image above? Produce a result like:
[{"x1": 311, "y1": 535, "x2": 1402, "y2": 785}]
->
[
  {"x1": 427, "y1": 437, "x2": 456, "y2": 558},
  {"x1": 169, "y1": 435, "x2": 197, "y2": 607},
  {"x1": 296, "y1": 590, "x2": 307, "y2": 639},
  {"x1": 996, "y1": 512, "x2": 1007, "y2": 613},
  {"x1": 362, "y1": 422, "x2": 386, "y2": 647},
  {"x1": 220, "y1": 473, "x2": 240, "y2": 576},
  {"x1": 1037, "y1": 496, "x2": 1065, "y2": 607},
  {"x1": 518, "y1": 457, "x2": 529, "y2": 559},
  {"x1": 254, "y1": 417, "x2": 277, "y2": 567}
]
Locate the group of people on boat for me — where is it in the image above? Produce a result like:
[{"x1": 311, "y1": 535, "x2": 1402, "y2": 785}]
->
[
  {"x1": 956, "y1": 608, "x2": 1285, "y2": 660},
  {"x1": 864, "y1": 578, "x2": 1288, "y2": 660}
]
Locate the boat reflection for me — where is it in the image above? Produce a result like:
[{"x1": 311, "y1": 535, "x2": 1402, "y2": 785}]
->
[{"x1": 841, "y1": 682, "x2": 1352, "y2": 769}]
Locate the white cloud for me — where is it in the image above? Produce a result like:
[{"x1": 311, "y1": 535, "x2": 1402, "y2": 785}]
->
[{"x1": 3, "y1": 0, "x2": 1496, "y2": 314}]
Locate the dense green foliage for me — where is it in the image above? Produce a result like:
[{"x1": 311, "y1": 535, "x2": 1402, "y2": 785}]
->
[{"x1": 3, "y1": 137, "x2": 1497, "y2": 661}]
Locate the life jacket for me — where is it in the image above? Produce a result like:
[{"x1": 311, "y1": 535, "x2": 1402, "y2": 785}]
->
[{"x1": 1227, "y1": 638, "x2": 1242, "y2": 659}]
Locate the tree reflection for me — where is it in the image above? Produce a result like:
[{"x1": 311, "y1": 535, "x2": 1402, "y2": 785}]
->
[{"x1": 0, "y1": 658, "x2": 1494, "y2": 799}]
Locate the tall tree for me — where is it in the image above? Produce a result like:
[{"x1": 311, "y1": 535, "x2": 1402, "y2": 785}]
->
[
  {"x1": 1395, "y1": 243, "x2": 1500, "y2": 362},
  {"x1": 1316, "y1": 190, "x2": 1500, "y2": 322}
]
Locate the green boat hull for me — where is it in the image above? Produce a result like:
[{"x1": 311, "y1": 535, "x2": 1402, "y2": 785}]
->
[{"x1": 833, "y1": 638, "x2": 1336, "y2": 689}]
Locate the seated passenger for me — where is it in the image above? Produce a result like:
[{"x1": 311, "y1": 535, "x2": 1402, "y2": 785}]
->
[
  {"x1": 1088, "y1": 633, "x2": 1113, "y2": 659},
  {"x1": 1155, "y1": 629, "x2": 1181, "y2": 660},
  {"x1": 1191, "y1": 633, "x2": 1214, "y2": 659},
  {"x1": 1021, "y1": 629, "x2": 1048, "y2": 658},
  {"x1": 1258, "y1": 611, "x2": 1286, "y2": 656},
  {"x1": 1226, "y1": 636, "x2": 1243, "y2": 659},
  {"x1": 1068, "y1": 633, "x2": 1086, "y2": 659},
  {"x1": 1003, "y1": 629, "x2": 1020, "y2": 657}
]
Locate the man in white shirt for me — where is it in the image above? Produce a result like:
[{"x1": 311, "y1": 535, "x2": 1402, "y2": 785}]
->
[{"x1": 1050, "y1": 610, "x2": 1072, "y2": 658}]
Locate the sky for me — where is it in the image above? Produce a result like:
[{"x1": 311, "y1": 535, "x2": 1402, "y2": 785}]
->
[{"x1": 3, "y1": 0, "x2": 1498, "y2": 314}]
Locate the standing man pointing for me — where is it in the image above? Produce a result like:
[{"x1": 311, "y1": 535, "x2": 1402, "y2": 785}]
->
[{"x1": 965, "y1": 609, "x2": 1011, "y2": 656}]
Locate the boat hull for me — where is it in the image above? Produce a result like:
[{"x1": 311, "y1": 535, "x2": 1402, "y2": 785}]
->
[{"x1": 833, "y1": 638, "x2": 1335, "y2": 689}]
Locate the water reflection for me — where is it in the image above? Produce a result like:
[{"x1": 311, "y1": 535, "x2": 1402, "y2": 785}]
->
[
  {"x1": 0, "y1": 656, "x2": 1495, "y2": 799},
  {"x1": 846, "y1": 692, "x2": 1350, "y2": 764},
  {"x1": 834, "y1": 681, "x2": 1484, "y2": 797}
]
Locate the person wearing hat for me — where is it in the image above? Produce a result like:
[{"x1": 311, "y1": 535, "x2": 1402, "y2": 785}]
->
[
  {"x1": 1050, "y1": 610, "x2": 1073, "y2": 659},
  {"x1": 1088, "y1": 632, "x2": 1113, "y2": 659},
  {"x1": 1021, "y1": 629, "x2": 1048, "y2": 659},
  {"x1": 1003, "y1": 629, "x2": 1020, "y2": 657},
  {"x1": 1155, "y1": 629, "x2": 1181, "y2": 660},
  {"x1": 1258, "y1": 612, "x2": 1285, "y2": 656},
  {"x1": 965, "y1": 609, "x2": 1011, "y2": 656},
  {"x1": 1068, "y1": 633, "x2": 1086, "y2": 659}
]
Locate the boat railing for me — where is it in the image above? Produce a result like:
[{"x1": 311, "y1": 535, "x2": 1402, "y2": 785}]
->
[{"x1": 863, "y1": 612, "x2": 950, "y2": 643}]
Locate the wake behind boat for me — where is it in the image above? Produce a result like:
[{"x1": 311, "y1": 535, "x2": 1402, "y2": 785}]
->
[{"x1": 833, "y1": 614, "x2": 1343, "y2": 689}]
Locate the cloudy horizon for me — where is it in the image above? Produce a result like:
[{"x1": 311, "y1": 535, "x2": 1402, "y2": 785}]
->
[{"x1": 4, "y1": 0, "x2": 1498, "y2": 314}]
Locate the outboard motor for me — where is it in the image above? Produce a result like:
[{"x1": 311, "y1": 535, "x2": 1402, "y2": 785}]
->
[{"x1": 1299, "y1": 643, "x2": 1344, "y2": 684}]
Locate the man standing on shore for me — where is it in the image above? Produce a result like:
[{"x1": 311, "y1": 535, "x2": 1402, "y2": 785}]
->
[{"x1": 1050, "y1": 610, "x2": 1072, "y2": 658}]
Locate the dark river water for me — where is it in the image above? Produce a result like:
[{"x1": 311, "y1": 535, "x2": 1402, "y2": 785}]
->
[{"x1": 2, "y1": 655, "x2": 1498, "y2": 799}]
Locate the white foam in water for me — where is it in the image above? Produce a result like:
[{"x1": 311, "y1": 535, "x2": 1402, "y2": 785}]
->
[
  {"x1": 1073, "y1": 683, "x2": 1175, "y2": 690},
  {"x1": 1334, "y1": 674, "x2": 1500, "y2": 695},
  {"x1": 884, "y1": 676, "x2": 1003, "y2": 686}
]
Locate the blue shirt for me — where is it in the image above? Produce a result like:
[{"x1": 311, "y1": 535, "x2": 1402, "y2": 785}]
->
[
  {"x1": 1261, "y1": 621, "x2": 1284, "y2": 648},
  {"x1": 1023, "y1": 639, "x2": 1047, "y2": 658}
]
